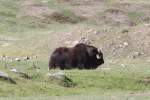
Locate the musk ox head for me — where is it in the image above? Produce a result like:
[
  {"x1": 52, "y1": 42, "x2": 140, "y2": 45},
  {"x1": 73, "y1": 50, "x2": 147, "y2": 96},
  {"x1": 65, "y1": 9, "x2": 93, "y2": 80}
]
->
[
  {"x1": 95, "y1": 49, "x2": 104, "y2": 67},
  {"x1": 84, "y1": 45, "x2": 104, "y2": 69}
]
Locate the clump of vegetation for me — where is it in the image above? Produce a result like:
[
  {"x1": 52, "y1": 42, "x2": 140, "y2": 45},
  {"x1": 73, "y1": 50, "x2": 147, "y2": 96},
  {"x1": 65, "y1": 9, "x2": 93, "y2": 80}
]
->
[
  {"x1": 43, "y1": 9, "x2": 85, "y2": 24},
  {"x1": 127, "y1": 11, "x2": 144, "y2": 25},
  {"x1": 60, "y1": 9, "x2": 84, "y2": 23},
  {"x1": 48, "y1": 74, "x2": 76, "y2": 87}
]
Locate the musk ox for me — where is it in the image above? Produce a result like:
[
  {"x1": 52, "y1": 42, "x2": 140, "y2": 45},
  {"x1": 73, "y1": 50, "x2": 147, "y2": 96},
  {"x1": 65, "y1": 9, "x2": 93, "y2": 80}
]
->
[{"x1": 49, "y1": 43, "x2": 104, "y2": 70}]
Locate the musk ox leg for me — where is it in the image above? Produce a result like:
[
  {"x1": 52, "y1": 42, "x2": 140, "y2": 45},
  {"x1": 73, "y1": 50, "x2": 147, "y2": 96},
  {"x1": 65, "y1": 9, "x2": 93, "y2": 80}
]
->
[
  {"x1": 77, "y1": 62, "x2": 85, "y2": 69},
  {"x1": 60, "y1": 66, "x2": 65, "y2": 70},
  {"x1": 49, "y1": 61, "x2": 56, "y2": 70},
  {"x1": 59, "y1": 61, "x2": 65, "y2": 70},
  {"x1": 64, "y1": 63, "x2": 72, "y2": 69}
]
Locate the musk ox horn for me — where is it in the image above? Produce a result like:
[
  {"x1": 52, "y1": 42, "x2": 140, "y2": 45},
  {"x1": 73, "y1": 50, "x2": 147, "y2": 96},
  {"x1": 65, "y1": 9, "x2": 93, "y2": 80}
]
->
[
  {"x1": 96, "y1": 48, "x2": 102, "y2": 59},
  {"x1": 96, "y1": 54, "x2": 100, "y2": 59},
  {"x1": 98, "y1": 48, "x2": 101, "y2": 52}
]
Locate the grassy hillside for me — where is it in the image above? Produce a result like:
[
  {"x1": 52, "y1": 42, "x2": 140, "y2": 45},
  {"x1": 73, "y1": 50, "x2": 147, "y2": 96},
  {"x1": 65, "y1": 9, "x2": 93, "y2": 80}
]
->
[
  {"x1": 0, "y1": 0, "x2": 150, "y2": 99},
  {"x1": 0, "y1": 0, "x2": 150, "y2": 58}
]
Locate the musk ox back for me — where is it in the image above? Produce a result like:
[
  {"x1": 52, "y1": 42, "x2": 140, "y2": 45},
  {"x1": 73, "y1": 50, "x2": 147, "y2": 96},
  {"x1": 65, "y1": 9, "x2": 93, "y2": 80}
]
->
[{"x1": 49, "y1": 43, "x2": 104, "y2": 70}]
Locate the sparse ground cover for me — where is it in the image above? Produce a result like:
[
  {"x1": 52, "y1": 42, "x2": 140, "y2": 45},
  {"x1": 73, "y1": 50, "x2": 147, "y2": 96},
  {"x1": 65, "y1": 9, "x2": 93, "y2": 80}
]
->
[{"x1": 0, "y1": 0, "x2": 150, "y2": 57}]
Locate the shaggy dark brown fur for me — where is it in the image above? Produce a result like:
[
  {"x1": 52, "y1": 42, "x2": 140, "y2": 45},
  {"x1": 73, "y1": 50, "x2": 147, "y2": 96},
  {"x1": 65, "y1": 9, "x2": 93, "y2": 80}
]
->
[{"x1": 49, "y1": 43, "x2": 104, "y2": 70}]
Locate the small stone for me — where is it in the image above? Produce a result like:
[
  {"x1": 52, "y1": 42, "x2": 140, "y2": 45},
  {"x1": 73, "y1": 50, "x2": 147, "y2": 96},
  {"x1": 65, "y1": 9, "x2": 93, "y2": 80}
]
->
[
  {"x1": 123, "y1": 42, "x2": 128, "y2": 46},
  {"x1": 79, "y1": 37, "x2": 91, "y2": 45},
  {"x1": 87, "y1": 29, "x2": 94, "y2": 33},
  {"x1": 10, "y1": 68, "x2": 31, "y2": 79},
  {"x1": 0, "y1": 71, "x2": 8, "y2": 77},
  {"x1": 23, "y1": 56, "x2": 30, "y2": 61},
  {"x1": 94, "y1": 31, "x2": 100, "y2": 35},
  {"x1": 121, "y1": 64, "x2": 126, "y2": 67},
  {"x1": 132, "y1": 51, "x2": 144, "y2": 59},
  {"x1": 15, "y1": 58, "x2": 21, "y2": 61},
  {"x1": 47, "y1": 72, "x2": 76, "y2": 87},
  {"x1": 47, "y1": 71, "x2": 65, "y2": 79},
  {"x1": 34, "y1": 55, "x2": 38, "y2": 58},
  {"x1": 0, "y1": 71, "x2": 16, "y2": 84},
  {"x1": 119, "y1": 44, "x2": 123, "y2": 48},
  {"x1": 10, "y1": 68, "x2": 18, "y2": 73},
  {"x1": 134, "y1": 52, "x2": 140, "y2": 55},
  {"x1": 121, "y1": 29, "x2": 129, "y2": 33}
]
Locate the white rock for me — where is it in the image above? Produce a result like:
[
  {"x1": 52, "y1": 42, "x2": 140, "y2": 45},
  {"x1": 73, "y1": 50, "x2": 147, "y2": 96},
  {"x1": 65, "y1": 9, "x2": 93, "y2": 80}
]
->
[
  {"x1": 15, "y1": 58, "x2": 21, "y2": 61},
  {"x1": 121, "y1": 64, "x2": 126, "y2": 67},
  {"x1": 0, "y1": 71, "x2": 16, "y2": 84},
  {"x1": 47, "y1": 71, "x2": 65, "y2": 79},
  {"x1": 87, "y1": 29, "x2": 94, "y2": 33},
  {"x1": 10, "y1": 68, "x2": 18, "y2": 73},
  {"x1": 123, "y1": 42, "x2": 128, "y2": 46},
  {"x1": 23, "y1": 56, "x2": 30, "y2": 61},
  {"x1": 0, "y1": 71, "x2": 8, "y2": 77}
]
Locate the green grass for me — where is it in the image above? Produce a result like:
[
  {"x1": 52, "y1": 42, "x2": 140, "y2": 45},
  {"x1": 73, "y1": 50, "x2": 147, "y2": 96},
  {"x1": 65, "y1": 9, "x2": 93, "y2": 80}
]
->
[
  {"x1": 1, "y1": 94, "x2": 150, "y2": 100},
  {"x1": 128, "y1": 11, "x2": 144, "y2": 24},
  {"x1": 0, "y1": 0, "x2": 85, "y2": 56},
  {"x1": 0, "y1": 59, "x2": 150, "y2": 97}
]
